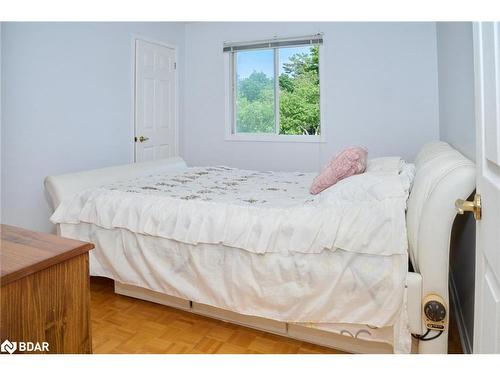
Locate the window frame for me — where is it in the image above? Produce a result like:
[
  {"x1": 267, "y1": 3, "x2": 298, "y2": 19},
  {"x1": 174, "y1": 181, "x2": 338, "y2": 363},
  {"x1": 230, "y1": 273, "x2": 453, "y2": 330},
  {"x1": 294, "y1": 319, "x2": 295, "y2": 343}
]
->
[{"x1": 224, "y1": 43, "x2": 326, "y2": 143}]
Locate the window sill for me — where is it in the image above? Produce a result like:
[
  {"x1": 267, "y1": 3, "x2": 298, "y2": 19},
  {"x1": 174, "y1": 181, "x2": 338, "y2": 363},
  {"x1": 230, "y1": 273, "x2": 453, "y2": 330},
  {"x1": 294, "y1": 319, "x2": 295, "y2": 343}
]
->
[{"x1": 225, "y1": 134, "x2": 325, "y2": 143}]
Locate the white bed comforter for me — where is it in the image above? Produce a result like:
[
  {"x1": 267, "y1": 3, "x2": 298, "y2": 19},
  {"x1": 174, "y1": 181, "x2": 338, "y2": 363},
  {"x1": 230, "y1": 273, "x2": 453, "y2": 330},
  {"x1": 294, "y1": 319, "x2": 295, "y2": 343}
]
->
[
  {"x1": 51, "y1": 160, "x2": 411, "y2": 257},
  {"x1": 51, "y1": 158, "x2": 414, "y2": 353}
]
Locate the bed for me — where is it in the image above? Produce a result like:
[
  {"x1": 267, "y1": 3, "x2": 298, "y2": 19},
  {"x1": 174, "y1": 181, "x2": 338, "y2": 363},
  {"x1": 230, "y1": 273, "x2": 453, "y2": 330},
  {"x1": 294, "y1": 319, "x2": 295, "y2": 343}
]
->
[{"x1": 44, "y1": 141, "x2": 475, "y2": 354}]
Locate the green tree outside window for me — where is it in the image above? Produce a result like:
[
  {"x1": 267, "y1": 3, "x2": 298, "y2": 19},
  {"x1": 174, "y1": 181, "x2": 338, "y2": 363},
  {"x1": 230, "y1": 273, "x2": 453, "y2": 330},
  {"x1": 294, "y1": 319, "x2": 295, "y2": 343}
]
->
[{"x1": 236, "y1": 46, "x2": 320, "y2": 136}]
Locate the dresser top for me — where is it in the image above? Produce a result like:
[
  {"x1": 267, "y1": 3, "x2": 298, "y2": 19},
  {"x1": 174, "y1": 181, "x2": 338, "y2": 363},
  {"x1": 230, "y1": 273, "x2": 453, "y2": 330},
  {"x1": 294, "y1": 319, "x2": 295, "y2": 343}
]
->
[{"x1": 0, "y1": 224, "x2": 94, "y2": 286}]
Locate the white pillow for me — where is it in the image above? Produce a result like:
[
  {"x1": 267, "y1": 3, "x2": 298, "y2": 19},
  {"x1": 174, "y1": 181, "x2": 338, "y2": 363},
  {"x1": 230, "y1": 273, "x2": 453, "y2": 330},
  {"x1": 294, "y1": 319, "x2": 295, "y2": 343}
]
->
[
  {"x1": 366, "y1": 157, "x2": 404, "y2": 174},
  {"x1": 367, "y1": 157, "x2": 416, "y2": 193}
]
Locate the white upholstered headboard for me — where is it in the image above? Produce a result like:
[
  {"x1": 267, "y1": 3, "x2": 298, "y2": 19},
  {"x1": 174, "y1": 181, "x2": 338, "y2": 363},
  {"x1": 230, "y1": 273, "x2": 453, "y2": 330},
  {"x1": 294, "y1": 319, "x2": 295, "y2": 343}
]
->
[
  {"x1": 406, "y1": 142, "x2": 475, "y2": 331},
  {"x1": 407, "y1": 142, "x2": 475, "y2": 270}
]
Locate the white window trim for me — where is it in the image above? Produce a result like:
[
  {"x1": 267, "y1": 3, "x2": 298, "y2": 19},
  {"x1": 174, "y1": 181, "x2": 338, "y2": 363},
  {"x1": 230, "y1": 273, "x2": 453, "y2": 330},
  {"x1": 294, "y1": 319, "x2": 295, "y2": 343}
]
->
[{"x1": 224, "y1": 44, "x2": 326, "y2": 143}]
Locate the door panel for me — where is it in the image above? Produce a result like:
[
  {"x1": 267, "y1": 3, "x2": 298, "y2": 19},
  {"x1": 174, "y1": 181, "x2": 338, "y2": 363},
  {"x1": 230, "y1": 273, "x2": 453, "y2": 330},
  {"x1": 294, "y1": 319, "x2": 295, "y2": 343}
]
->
[
  {"x1": 479, "y1": 266, "x2": 500, "y2": 350},
  {"x1": 473, "y1": 22, "x2": 500, "y2": 353},
  {"x1": 481, "y1": 176, "x2": 500, "y2": 278},
  {"x1": 135, "y1": 39, "x2": 177, "y2": 162},
  {"x1": 483, "y1": 24, "x2": 500, "y2": 165},
  {"x1": 143, "y1": 79, "x2": 155, "y2": 130}
]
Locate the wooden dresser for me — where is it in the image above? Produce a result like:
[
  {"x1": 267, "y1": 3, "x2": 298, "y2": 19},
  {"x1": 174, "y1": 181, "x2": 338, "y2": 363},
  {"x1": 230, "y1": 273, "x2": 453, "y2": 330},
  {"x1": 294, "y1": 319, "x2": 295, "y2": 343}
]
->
[{"x1": 0, "y1": 224, "x2": 94, "y2": 354}]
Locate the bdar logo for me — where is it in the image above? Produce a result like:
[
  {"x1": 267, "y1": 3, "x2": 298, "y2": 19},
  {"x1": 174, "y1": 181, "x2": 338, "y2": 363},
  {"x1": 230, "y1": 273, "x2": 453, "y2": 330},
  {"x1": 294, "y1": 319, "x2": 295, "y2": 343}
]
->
[
  {"x1": 0, "y1": 340, "x2": 49, "y2": 353},
  {"x1": 1, "y1": 340, "x2": 17, "y2": 354}
]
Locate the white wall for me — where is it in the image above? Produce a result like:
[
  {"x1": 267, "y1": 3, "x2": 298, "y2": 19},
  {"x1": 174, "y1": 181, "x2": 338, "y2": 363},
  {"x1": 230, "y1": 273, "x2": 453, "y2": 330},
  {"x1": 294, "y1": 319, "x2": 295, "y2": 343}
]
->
[
  {"x1": 436, "y1": 22, "x2": 476, "y2": 353},
  {"x1": 437, "y1": 22, "x2": 476, "y2": 161},
  {"x1": 183, "y1": 22, "x2": 440, "y2": 172},
  {"x1": 1, "y1": 22, "x2": 185, "y2": 233}
]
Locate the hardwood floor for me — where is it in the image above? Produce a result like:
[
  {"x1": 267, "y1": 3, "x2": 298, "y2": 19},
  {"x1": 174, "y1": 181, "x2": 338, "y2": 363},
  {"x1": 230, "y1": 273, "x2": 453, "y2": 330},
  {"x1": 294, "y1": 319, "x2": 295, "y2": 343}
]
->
[{"x1": 90, "y1": 277, "x2": 463, "y2": 354}]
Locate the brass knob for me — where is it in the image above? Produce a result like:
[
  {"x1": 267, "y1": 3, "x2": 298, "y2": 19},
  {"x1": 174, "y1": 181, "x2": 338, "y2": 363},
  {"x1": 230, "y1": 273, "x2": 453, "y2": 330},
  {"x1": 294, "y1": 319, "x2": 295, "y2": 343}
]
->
[
  {"x1": 134, "y1": 136, "x2": 150, "y2": 143},
  {"x1": 455, "y1": 193, "x2": 481, "y2": 220}
]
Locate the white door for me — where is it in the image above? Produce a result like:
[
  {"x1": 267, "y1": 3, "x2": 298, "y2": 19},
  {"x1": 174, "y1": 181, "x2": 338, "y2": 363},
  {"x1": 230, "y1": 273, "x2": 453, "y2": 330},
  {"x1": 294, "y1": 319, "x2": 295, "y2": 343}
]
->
[
  {"x1": 135, "y1": 39, "x2": 177, "y2": 162},
  {"x1": 473, "y1": 22, "x2": 500, "y2": 353}
]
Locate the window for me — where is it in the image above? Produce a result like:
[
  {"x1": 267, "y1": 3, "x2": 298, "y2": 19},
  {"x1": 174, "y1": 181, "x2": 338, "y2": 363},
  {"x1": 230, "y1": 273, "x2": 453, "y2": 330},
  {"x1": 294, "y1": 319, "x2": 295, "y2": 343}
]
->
[{"x1": 225, "y1": 35, "x2": 323, "y2": 140}]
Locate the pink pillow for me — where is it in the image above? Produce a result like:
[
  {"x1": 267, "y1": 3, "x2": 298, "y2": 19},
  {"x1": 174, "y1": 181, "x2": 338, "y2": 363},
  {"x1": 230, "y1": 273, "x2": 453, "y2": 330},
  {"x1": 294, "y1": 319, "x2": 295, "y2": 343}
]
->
[{"x1": 310, "y1": 146, "x2": 368, "y2": 195}]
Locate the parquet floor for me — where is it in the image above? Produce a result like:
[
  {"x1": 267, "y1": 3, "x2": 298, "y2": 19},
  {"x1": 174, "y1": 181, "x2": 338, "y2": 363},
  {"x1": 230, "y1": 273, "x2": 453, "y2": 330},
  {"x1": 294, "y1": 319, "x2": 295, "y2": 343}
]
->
[{"x1": 90, "y1": 277, "x2": 463, "y2": 354}]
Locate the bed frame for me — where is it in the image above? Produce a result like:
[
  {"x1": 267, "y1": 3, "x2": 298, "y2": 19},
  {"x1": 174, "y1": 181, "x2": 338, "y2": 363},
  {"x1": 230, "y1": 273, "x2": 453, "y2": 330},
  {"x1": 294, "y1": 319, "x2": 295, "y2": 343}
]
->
[{"x1": 44, "y1": 142, "x2": 475, "y2": 354}]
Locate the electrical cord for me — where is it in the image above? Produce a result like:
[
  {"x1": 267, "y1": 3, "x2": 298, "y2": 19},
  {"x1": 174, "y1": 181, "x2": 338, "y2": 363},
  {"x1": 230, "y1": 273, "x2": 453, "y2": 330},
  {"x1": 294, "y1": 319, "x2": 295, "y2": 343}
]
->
[
  {"x1": 412, "y1": 329, "x2": 430, "y2": 340},
  {"x1": 412, "y1": 329, "x2": 444, "y2": 341},
  {"x1": 419, "y1": 330, "x2": 443, "y2": 341}
]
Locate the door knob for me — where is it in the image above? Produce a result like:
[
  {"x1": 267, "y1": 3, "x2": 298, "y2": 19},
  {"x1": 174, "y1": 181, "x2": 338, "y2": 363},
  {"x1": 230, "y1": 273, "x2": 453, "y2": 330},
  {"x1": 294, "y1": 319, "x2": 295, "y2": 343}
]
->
[
  {"x1": 134, "y1": 136, "x2": 150, "y2": 143},
  {"x1": 455, "y1": 193, "x2": 481, "y2": 220}
]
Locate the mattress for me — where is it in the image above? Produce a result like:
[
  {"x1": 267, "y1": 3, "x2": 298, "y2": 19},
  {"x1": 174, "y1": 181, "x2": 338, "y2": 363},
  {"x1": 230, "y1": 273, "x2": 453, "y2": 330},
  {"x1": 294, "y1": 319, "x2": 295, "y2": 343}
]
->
[{"x1": 52, "y1": 158, "x2": 415, "y2": 353}]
